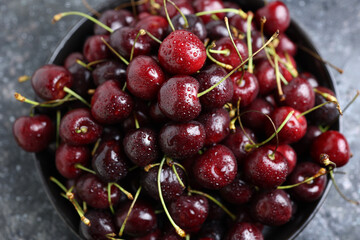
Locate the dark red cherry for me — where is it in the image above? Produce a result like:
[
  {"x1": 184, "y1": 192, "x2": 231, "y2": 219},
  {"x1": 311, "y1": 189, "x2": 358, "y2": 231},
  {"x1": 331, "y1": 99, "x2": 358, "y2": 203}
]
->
[
  {"x1": 31, "y1": 64, "x2": 73, "y2": 100},
  {"x1": 212, "y1": 37, "x2": 249, "y2": 69},
  {"x1": 123, "y1": 128, "x2": 159, "y2": 167},
  {"x1": 193, "y1": 0, "x2": 225, "y2": 24},
  {"x1": 229, "y1": 14, "x2": 255, "y2": 33},
  {"x1": 13, "y1": 115, "x2": 54, "y2": 152},
  {"x1": 197, "y1": 108, "x2": 230, "y2": 146},
  {"x1": 83, "y1": 35, "x2": 111, "y2": 63},
  {"x1": 193, "y1": 144, "x2": 237, "y2": 189},
  {"x1": 135, "y1": 15, "x2": 169, "y2": 41},
  {"x1": 268, "y1": 144, "x2": 297, "y2": 175},
  {"x1": 92, "y1": 60, "x2": 127, "y2": 86},
  {"x1": 169, "y1": 195, "x2": 209, "y2": 232},
  {"x1": 92, "y1": 140, "x2": 129, "y2": 182},
  {"x1": 225, "y1": 222, "x2": 264, "y2": 240},
  {"x1": 94, "y1": 9, "x2": 135, "y2": 35},
  {"x1": 159, "y1": 121, "x2": 205, "y2": 159},
  {"x1": 250, "y1": 30, "x2": 267, "y2": 61},
  {"x1": 250, "y1": 189, "x2": 292, "y2": 226},
  {"x1": 231, "y1": 71, "x2": 259, "y2": 108},
  {"x1": 277, "y1": 34, "x2": 297, "y2": 56},
  {"x1": 121, "y1": 101, "x2": 151, "y2": 133},
  {"x1": 75, "y1": 173, "x2": 121, "y2": 209},
  {"x1": 79, "y1": 210, "x2": 116, "y2": 240},
  {"x1": 288, "y1": 162, "x2": 327, "y2": 202},
  {"x1": 243, "y1": 146, "x2": 288, "y2": 189},
  {"x1": 205, "y1": 20, "x2": 229, "y2": 40},
  {"x1": 55, "y1": 143, "x2": 91, "y2": 179},
  {"x1": 67, "y1": 60, "x2": 93, "y2": 96},
  {"x1": 91, "y1": 80, "x2": 134, "y2": 124},
  {"x1": 127, "y1": 55, "x2": 165, "y2": 100},
  {"x1": 254, "y1": 60, "x2": 276, "y2": 95},
  {"x1": 101, "y1": 126, "x2": 123, "y2": 143},
  {"x1": 115, "y1": 200, "x2": 157, "y2": 237},
  {"x1": 255, "y1": 1, "x2": 290, "y2": 35},
  {"x1": 59, "y1": 108, "x2": 102, "y2": 145},
  {"x1": 242, "y1": 98, "x2": 273, "y2": 134},
  {"x1": 170, "y1": 14, "x2": 207, "y2": 41},
  {"x1": 299, "y1": 72, "x2": 319, "y2": 88},
  {"x1": 141, "y1": 164, "x2": 186, "y2": 202},
  {"x1": 158, "y1": 75, "x2": 201, "y2": 122},
  {"x1": 158, "y1": 30, "x2": 206, "y2": 75},
  {"x1": 220, "y1": 174, "x2": 254, "y2": 205},
  {"x1": 149, "y1": 101, "x2": 169, "y2": 125},
  {"x1": 64, "y1": 52, "x2": 85, "y2": 69},
  {"x1": 311, "y1": 130, "x2": 351, "y2": 168}
]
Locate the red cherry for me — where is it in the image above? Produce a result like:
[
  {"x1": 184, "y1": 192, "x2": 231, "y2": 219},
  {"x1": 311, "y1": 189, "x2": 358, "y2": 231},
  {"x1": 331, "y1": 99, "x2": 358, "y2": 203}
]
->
[
  {"x1": 231, "y1": 71, "x2": 259, "y2": 108},
  {"x1": 212, "y1": 37, "x2": 249, "y2": 69},
  {"x1": 268, "y1": 144, "x2": 297, "y2": 174},
  {"x1": 225, "y1": 222, "x2": 264, "y2": 240},
  {"x1": 83, "y1": 35, "x2": 111, "y2": 62},
  {"x1": 255, "y1": 1, "x2": 290, "y2": 35},
  {"x1": 94, "y1": 9, "x2": 135, "y2": 35},
  {"x1": 193, "y1": 0, "x2": 225, "y2": 24}
]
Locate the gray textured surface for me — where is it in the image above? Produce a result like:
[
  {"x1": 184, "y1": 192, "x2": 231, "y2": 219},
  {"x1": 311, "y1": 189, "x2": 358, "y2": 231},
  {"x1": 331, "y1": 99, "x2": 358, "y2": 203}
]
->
[{"x1": 0, "y1": 0, "x2": 359, "y2": 239}]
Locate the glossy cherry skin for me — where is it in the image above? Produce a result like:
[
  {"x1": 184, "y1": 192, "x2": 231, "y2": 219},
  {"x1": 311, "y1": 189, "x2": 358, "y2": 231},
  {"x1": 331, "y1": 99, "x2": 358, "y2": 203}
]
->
[
  {"x1": 255, "y1": 1, "x2": 290, "y2": 35},
  {"x1": 311, "y1": 130, "x2": 351, "y2": 167},
  {"x1": 158, "y1": 75, "x2": 201, "y2": 122},
  {"x1": 268, "y1": 144, "x2": 297, "y2": 175},
  {"x1": 123, "y1": 128, "x2": 159, "y2": 167},
  {"x1": 64, "y1": 52, "x2": 85, "y2": 69},
  {"x1": 193, "y1": 0, "x2": 225, "y2": 24},
  {"x1": 91, "y1": 80, "x2": 134, "y2": 124},
  {"x1": 225, "y1": 222, "x2": 264, "y2": 240},
  {"x1": 94, "y1": 9, "x2": 135, "y2": 35},
  {"x1": 277, "y1": 34, "x2": 297, "y2": 56},
  {"x1": 197, "y1": 108, "x2": 230, "y2": 146},
  {"x1": 288, "y1": 162, "x2": 327, "y2": 202},
  {"x1": 127, "y1": 55, "x2": 165, "y2": 100},
  {"x1": 159, "y1": 121, "x2": 205, "y2": 159},
  {"x1": 193, "y1": 144, "x2": 237, "y2": 189},
  {"x1": 300, "y1": 72, "x2": 319, "y2": 88},
  {"x1": 59, "y1": 108, "x2": 102, "y2": 145},
  {"x1": 242, "y1": 98, "x2": 273, "y2": 134},
  {"x1": 141, "y1": 164, "x2": 186, "y2": 202},
  {"x1": 135, "y1": 15, "x2": 169, "y2": 41},
  {"x1": 92, "y1": 60, "x2": 127, "y2": 86},
  {"x1": 55, "y1": 143, "x2": 91, "y2": 179},
  {"x1": 205, "y1": 20, "x2": 229, "y2": 40},
  {"x1": 220, "y1": 174, "x2": 254, "y2": 205},
  {"x1": 79, "y1": 210, "x2": 117, "y2": 240},
  {"x1": 31, "y1": 64, "x2": 73, "y2": 100},
  {"x1": 83, "y1": 35, "x2": 111, "y2": 62},
  {"x1": 197, "y1": 64, "x2": 234, "y2": 109},
  {"x1": 13, "y1": 115, "x2": 54, "y2": 152},
  {"x1": 158, "y1": 30, "x2": 206, "y2": 75},
  {"x1": 250, "y1": 189, "x2": 292, "y2": 226},
  {"x1": 231, "y1": 71, "x2": 259, "y2": 108},
  {"x1": 254, "y1": 60, "x2": 276, "y2": 95},
  {"x1": 243, "y1": 146, "x2": 288, "y2": 189},
  {"x1": 75, "y1": 173, "x2": 121, "y2": 209},
  {"x1": 92, "y1": 140, "x2": 129, "y2": 182},
  {"x1": 170, "y1": 14, "x2": 207, "y2": 41},
  {"x1": 212, "y1": 37, "x2": 249, "y2": 69},
  {"x1": 115, "y1": 200, "x2": 157, "y2": 237},
  {"x1": 229, "y1": 14, "x2": 256, "y2": 33},
  {"x1": 169, "y1": 195, "x2": 209, "y2": 233}
]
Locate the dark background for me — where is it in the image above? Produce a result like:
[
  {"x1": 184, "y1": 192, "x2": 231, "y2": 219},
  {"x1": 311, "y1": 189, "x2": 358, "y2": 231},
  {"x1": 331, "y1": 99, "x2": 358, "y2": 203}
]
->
[{"x1": 0, "y1": 0, "x2": 359, "y2": 239}]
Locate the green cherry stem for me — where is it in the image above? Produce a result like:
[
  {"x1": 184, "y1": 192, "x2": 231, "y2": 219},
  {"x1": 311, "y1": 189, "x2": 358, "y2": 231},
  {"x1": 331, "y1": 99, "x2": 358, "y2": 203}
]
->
[
  {"x1": 246, "y1": 12, "x2": 254, "y2": 73},
  {"x1": 329, "y1": 170, "x2": 359, "y2": 205},
  {"x1": 167, "y1": 0, "x2": 189, "y2": 28},
  {"x1": 274, "y1": 54, "x2": 285, "y2": 101},
  {"x1": 63, "y1": 86, "x2": 91, "y2": 107},
  {"x1": 119, "y1": 186, "x2": 142, "y2": 236},
  {"x1": 208, "y1": 48, "x2": 230, "y2": 55},
  {"x1": 296, "y1": 100, "x2": 336, "y2": 119},
  {"x1": 108, "y1": 183, "x2": 115, "y2": 214},
  {"x1": 130, "y1": 29, "x2": 146, "y2": 61},
  {"x1": 164, "y1": 0, "x2": 175, "y2": 32},
  {"x1": 277, "y1": 167, "x2": 327, "y2": 189},
  {"x1": 56, "y1": 110, "x2": 61, "y2": 148},
  {"x1": 74, "y1": 164, "x2": 96, "y2": 175},
  {"x1": 195, "y1": 8, "x2": 247, "y2": 19},
  {"x1": 100, "y1": 37, "x2": 130, "y2": 65},
  {"x1": 224, "y1": 17, "x2": 243, "y2": 63},
  {"x1": 166, "y1": 158, "x2": 186, "y2": 189},
  {"x1": 142, "y1": 29, "x2": 163, "y2": 44},
  {"x1": 206, "y1": 42, "x2": 233, "y2": 70},
  {"x1": 76, "y1": 59, "x2": 92, "y2": 70}
]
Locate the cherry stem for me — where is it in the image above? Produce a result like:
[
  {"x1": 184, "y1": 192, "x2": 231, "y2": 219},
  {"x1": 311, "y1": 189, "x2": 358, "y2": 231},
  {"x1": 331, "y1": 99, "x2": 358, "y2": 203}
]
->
[
  {"x1": 74, "y1": 163, "x2": 96, "y2": 175},
  {"x1": 52, "y1": 11, "x2": 113, "y2": 33},
  {"x1": 329, "y1": 170, "x2": 359, "y2": 205},
  {"x1": 246, "y1": 12, "x2": 254, "y2": 73},
  {"x1": 209, "y1": 48, "x2": 230, "y2": 55},
  {"x1": 297, "y1": 100, "x2": 337, "y2": 119},
  {"x1": 144, "y1": 163, "x2": 160, "y2": 172},
  {"x1": 18, "y1": 75, "x2": 30, "y2": 82},
  {"x1": 106, "y1": 233, "x2": 125, "y2": 240},
  {"x1": 107, "y1": 183, "x2": 115, "y2": 214},
  {"x1": 63, "y1": 86, "x2": 91, "y2": 107},
  {"x1": 158, "y1": 156, "x2": 186, "y2": 238},
  {"x1": 119, "y1": 186, "x2": 142, "y2": 236},
  {"x1": 14, "y1": 92, "x2": 74, "y2": 108},
  {"x1": 277, "y1": 167, "x2": 327, "y2": 189},
  {"x1": 274, "y1": 54, "x2": 285, "y2": 101},
  {"x1": 76, "y1": 59, "x2": 92, "y2": 70},
  {"x1": 164, "y1": 0, "x2": 175, "y2": 32},
  {"x1": 56, "y1": 110, "x2": 61, "y2": 148},
  {"x1": 100, "y1": 37, "x2": 129, "y2": 65},
  {"x1": 81, "y1": 0, "x2": 101, "y2": 17},
  {"x1": 198, "y1": 30, "x2": 279, "y2": 98},
  {"x1": 166, "y1": 158, "x2": 186, "y2": 189},
  {"x1": 235, "y1": 99, "x2": 256, "y2": 146},
  {"x1": 130, "y1": 29, "x2": 146, "y2": 61},
  {"x1": 186, "y1": 234, "x2": 190, "y2": 240},
  {"x1": 195, "y1": 8, "x2": 247, "y2": 19},
  {"x1": 112, "y1": 182, "x2": 134, "y2": 200},
  {"x1": 224, "y1": 17, "x2": 243, "y2": 63},
  {"x1": 91, "y1": 138, "x2": 101, "y2": 156},
  {"x1": 313, "y1": 88, "x2": 343, "y2": 115},
  {"x1": 188, "y1": 188, "x2": 236, "y2": 221},
  {"x1": 142, "y1": 29, "x2": 163, "y2": 44},
  {"x1": 206, "y1": 42, "x2": 233, "y2": 70},
  {"x1": 134, "y1": 113, "x2": 140, "y2": 129},
  {"x1": 282, "y1": 52, "x2": 298, "y2": 77},
  {"x1": 167, "y1": 0, "x2": 189, "y2": 28}
]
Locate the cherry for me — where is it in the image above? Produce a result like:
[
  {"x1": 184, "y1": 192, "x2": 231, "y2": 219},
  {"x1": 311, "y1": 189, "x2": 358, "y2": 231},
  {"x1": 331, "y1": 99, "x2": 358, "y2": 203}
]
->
[
  {"x1": 101, "y1": 126, "x2": 123, "y2": 143},
  {"x1": 75, "y1": 173, "x2": 121, "y2": 209},
  {"x1": 268, "y1": 144, "x2": 297, "y2": 175},
  {"x1": 169, "y1": 195, "x2": 209, "y2": 233},
  {"x1": 243, "y1": 146, "x2": 288, "y2": 189},
  {"x1": 59, "y1": 108, "x2": 102, "y2": 145},
  {"x1": 231, "y1": 71, "x2": 259, "y2": 107},
  {"x1": 149, "y1": 101, "x2": 169, "y2": 125},
  {"x1": 287, "y1": 162, "x2": 327, "y2": 202},
  {"x1": 205, "y1": 20, "x2": 229, "y2": 40},
  {"x1": 115, "y1": 200, "x2": 157, "y2": 237},
  {"x1": 94, "y1": 9, "x2": 135, "y2": 35},
  {"x1": 250, "y1": 189, "x2": 292, "y2": 226},
  {"x1": 158, "y1": 75, "x2": 201, "y2": 122},
  {"x1": 196, "y1": 220, "x2": 225, "y2": 240},
  {"x1": 158, "y1": 0, "x2": 195, "y2": 19},
  {"x1": 121, "y1": 100, "x2": 151, "y2": 133},
  {"x1": 141, "y1": 164, "x2": 186, "y2": 202},
  {"x1": 67, "y1": 59, "x2": 93, "y2": 96},
  {"x1": 292, "y1": 125, "x2": 322, "y2": 156},
  {"x1": 193, "y1": 0, "x2": 225, "y2": 24},
  {"x1": 193, "y1": 144, "x2": 237, "y2": 189},
  {"x1": 92, "y1": 140, "x2": 129, "y2": 183},
  {"x1": 79, "y1": 209, "x2": 116, "y2": 240},
  {"x1": 170, "y1": 14, "x2": 207, "y2": 41},
  {"x1": 159, "y1": 121, "x2": 205, "y2": 159},
  {"x1": 92, "y1": 60, "x2": 127, "y2": 86},
  {"x1": 158, "y1": 30, "x2": 206, "y2": 75},
  {"x1": 254, "y1": 59, "x2": 276, "y2": 95},
  {"x1": 250, "y1": 30, "x2": 267, "y2": 61},
  {"x1": 31, "y1": 64, "x2": 73, "y2": 100},
  {"x1": 212, "y1": 37, "x2": 249, "y2": 69},
  {"x1": 126, "y1": 55, "x2": 165, "y2": 100},
  {"x1": 83, "y1": 35, "x2": 111, "y2": 62},
  {"x1": 55, "y1": 143, "x2": 91, "y2": 179},
  {"x1": 299, "y1": 72, "x2": 319, "y2": 88},
  {"x1": 277, "y1": 34, "x2": 297, "y2": 56},
  {"x1": 311, "y1": 130, "x2": 351, "y2": 168},
  {"x1": 91, "y1": 80, "x2": 134, "y2": 124},
  {"x1": 255, "y1": 1, "x2": 290, "y2": 35},
  {"x1": 276, "y1": 52, "x2": 297, "y2": 82},
  {"x1": 197, "y1": 108, "x2": 230, "y2": 146},
  {"x1": 219, "y1": 174, "x2": 254, "y2": 205},
  {"x1": 241, "y1": 98, "x2": 273, "y2": 134},
  {"x1": 64, "y1": 52, "x2": 85, "y2": 69},
  {"x1": 225, "y1": 222, "x2": 263, "y2": 240},
  {"x1": 13, "y1": 115, "x2": 54, "y2": 152},
  {"x1": 229, "y1": 14, "x2": 255, "y2": 33},
  {"x1": 123, "y1": 128, "x2": 160, "y2": 167},
  {"x1": 135, "y1": 15, "x2": 169, "y2": 41}
]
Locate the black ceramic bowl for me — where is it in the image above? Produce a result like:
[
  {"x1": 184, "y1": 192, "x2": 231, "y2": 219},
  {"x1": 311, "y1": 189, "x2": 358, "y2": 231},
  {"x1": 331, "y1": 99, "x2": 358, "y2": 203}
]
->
[{"x1": 34, "y1": 0, "x2": 338, "y2": 239}]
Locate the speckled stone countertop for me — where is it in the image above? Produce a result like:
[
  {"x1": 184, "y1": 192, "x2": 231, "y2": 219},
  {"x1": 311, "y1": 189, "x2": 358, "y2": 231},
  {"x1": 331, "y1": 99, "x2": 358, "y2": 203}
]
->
[{"x1": 0, "y1": 0, "x2": 359, "y2": 239}]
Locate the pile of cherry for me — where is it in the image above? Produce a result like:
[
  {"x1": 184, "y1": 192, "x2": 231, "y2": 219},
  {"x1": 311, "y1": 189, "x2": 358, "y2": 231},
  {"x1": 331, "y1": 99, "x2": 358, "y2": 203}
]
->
[{"x1": 12, "y1": 0, "x2": 356, "y2": 239}]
